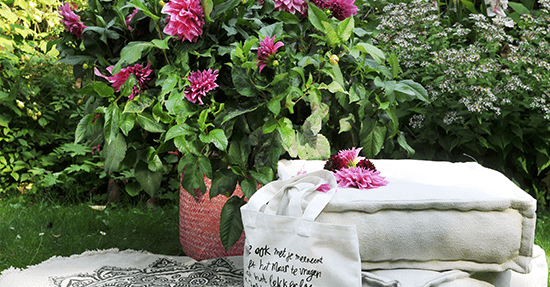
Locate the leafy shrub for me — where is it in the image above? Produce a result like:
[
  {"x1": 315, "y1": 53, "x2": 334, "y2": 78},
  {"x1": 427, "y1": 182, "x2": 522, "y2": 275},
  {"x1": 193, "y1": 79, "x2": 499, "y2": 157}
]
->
[
  {"x1": 371, "y1": 0, "x2": 550, "y2": 209},
  {"x1": 0, "y1": 0, "x2": 104, "y2": 201},
  {"x1": 56, "y1": 0, "x2": 428, "y2": 248}
]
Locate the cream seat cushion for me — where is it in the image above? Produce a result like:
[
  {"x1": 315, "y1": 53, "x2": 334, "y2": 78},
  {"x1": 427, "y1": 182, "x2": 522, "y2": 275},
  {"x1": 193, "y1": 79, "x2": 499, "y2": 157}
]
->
[{"x1": 277, "y1": 160, "x2": 537, "y2": 273}]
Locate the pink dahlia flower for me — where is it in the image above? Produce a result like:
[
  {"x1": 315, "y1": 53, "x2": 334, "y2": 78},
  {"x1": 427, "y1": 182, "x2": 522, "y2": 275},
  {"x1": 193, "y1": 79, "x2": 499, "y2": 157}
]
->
[
  {"x1": 161, "y1": 0, "x2": 205, "y2": 42},
  {"x1": 338, "y1": 147, "x2": 364, "y2": 167},
  {"x1": 324, "y1": 154, "x2": 347, "y2": 171},
  {"x1": 58, "y1": 2, "x2": 86, "y2": 38},
  {"x1": 330, "y1": 0, "x2": 358, "y2": 21},
  {"x1": 273, "y1": 0, "x2": 308, "y2": 17},
  {"x1": 334, "y1": 167, "x2": 388, "y2": 189},
  {"x1": 257, "y1": 36, "x2": 284, "y2": 73},
  {"x1": 311, "y1": 0, "x2": 331, "y2": 9},
  {"x1": 184, "y1": 69, "x2": 219, "y2": 105},
  {"x1": 94, "y1": 63, "x2": 154, "y2": 100}
]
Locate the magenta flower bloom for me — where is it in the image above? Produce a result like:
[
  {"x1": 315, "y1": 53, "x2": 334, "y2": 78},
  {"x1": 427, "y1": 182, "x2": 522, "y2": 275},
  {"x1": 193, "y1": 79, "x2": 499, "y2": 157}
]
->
[
  {"x1": 338, "y1": 147, "x2": 364, "y2": 167},
  {"x1": 273, "y1": 0, "x2": 308, "y2": 16},
  {"x1": 126, "y1": 9, "x2": 140, "y2": 30},
  {"x1": 324, "y1": 154, "x2": 347, "y2": 171},
  {"x1": 330, "y1": 0, "x2": 358, "y2": 21},
  {"x1": 257, "y1": 36, "x2": 284, "y2": 73},
  {"x1": 334, "y1": 167, "x2": 388, "y2": 189},
  {"x1": 311, "y1": 0, "x2": 331, "y2": 9},
  {"x1": 161, "y1": 0, "x2": 205, "y2": 42},
  {"x1": 184, "y1": 69, "x2": 219, "y2": 105},
  {"x1": 58, "y1": 2, "x2": 86, "y2": 38},
  {"x1": 94, "y1": 63, "x2": 153, "y2": 100}
]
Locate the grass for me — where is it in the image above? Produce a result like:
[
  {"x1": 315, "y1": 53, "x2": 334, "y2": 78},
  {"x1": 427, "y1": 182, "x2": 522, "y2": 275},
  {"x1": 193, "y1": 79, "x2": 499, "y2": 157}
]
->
[{"x1": 0, "y1": 196, "x2": 184, "y2": 271}]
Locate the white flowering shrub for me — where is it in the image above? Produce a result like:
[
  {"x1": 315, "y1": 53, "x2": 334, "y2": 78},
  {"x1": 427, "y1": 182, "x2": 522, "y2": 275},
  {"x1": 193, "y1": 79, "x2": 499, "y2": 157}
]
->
[{"x1": 372, "y1": 0, "x2": 550, "y2": 208}]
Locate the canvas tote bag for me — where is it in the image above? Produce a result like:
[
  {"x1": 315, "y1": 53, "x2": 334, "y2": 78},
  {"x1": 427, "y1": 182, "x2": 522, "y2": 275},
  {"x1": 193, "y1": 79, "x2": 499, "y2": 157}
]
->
[{"x1": 241, "y1": 170, "x2": 362, "y2": 287}]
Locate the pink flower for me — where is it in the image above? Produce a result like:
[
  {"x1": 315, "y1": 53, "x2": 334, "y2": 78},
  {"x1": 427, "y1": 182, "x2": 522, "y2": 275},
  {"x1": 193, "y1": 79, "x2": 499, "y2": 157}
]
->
[
  {"x1": 317, "y1": 183, "x2": 331, "y2": 192},
  {"x1": 91, "y1": 145, "x2": 101, "y2": 155},
  {"x1": 338, "y1": 147, "x2": 364, "y2": 167},
  {"x1": 161, "y1": 0, "x2": 205, "y2": 42},
  {"x1": 311, "y1": 0, "x2": 331, "y2": 9},
  {"x1": 273, "y1": 0, "x2": 308, "y2": 16},
  {"x1": 184, "y1": 69, "x2": 219, "y2": 105},
  {"x1": 324, "y1": 154, "x2": 347, "y2": 171},
  {"x1": 126, "y1": 9, "x2": 140, "y2": 30},
  {"x1": 257, "y1": 36, "x2": 284, "y2": 73},
  {"x1": 330, "y1": 0, "x2": 358, "y2": 21},
  {"x1": 94, "y1": 63, "x2": 153, "y2": 100},
  {"x1": 58, "y1": 2, "x2": 86, "y2": 38},
  {"x1": 334, "y1": 167, "x2": 388, "y2": 189},
  {"x1": 357, "y1": 158, "x2": 377, "y2": 172}
]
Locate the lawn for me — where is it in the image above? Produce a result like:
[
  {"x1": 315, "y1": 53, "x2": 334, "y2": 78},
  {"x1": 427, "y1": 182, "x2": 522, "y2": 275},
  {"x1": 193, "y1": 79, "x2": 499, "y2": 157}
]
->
[{"x1": 0, "y1": 196, "x2": 183, "y2": 271}]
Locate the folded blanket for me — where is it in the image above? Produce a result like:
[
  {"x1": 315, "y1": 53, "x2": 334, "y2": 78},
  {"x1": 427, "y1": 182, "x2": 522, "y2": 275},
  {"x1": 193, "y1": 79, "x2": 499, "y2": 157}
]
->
[{"x1": 278, "y1": 159, "x2": 537, "y2": 273}]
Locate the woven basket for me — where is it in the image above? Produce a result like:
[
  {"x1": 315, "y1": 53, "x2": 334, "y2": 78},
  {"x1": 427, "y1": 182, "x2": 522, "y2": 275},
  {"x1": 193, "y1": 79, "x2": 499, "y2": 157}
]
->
[{"x1": 179, "y1": 175, "x2": 246, "y2": 260}]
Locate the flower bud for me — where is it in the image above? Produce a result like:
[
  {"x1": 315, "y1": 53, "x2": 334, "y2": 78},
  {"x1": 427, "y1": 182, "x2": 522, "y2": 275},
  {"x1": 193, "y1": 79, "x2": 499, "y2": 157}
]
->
[
  {"x1": 16, "y1": 100, "x2": 25, "y2": 109},
  {"x1": 159, "y1": 0, "x2": 165, "y2": 6},
  {"x1": 329, "y1": 54, "x2": 339, "y2": 65},
  {"x1": 82, "y1": 63, "x2": 89, "y2": 69},
  {"x1": 272, "y1": 60, "x2": 280, "y2": 67}
]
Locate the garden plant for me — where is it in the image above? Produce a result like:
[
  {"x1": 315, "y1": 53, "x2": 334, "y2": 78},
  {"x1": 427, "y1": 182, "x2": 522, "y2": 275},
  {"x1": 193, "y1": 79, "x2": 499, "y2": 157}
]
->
[
  {"x1": 56, "y1": 0, "x2": 428, "y2": 249},
  {"x1": 369, "y1": 0, "x2": 550, "y2": 210}
]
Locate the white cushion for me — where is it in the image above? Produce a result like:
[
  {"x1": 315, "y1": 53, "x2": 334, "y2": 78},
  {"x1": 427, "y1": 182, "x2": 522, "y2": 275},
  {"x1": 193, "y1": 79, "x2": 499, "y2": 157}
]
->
[{"x1": 278, "y1": 159, "x2": 537, "y2": 273}]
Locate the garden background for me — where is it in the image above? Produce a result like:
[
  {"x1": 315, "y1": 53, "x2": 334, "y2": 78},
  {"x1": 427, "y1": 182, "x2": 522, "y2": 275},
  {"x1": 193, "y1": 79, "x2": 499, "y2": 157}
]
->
[{"x1": 0, "y1": 0, "x2": 549, "y2": 282}]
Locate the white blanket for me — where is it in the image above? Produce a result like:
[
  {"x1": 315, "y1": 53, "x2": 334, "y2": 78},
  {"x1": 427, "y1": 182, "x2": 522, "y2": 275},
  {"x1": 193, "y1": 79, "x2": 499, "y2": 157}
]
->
[
  {"x1": 1, "y1": 247, "x2": 546, "y2": 286},
  {"x1": 278, "y1": 159, "x2": 537, "y2": 273}
]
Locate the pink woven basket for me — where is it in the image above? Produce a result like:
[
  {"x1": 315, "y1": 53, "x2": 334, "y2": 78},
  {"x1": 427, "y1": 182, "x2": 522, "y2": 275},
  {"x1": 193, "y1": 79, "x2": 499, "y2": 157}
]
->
[{"x1": 179, "y1": 176, "x2": 246, "y2": 260}]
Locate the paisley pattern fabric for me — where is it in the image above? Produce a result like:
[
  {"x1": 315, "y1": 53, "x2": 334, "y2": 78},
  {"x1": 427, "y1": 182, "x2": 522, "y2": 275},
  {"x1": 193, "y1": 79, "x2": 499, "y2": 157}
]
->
[{"x1": 51, "y1": 257, "x2": 243, "y2": 287}]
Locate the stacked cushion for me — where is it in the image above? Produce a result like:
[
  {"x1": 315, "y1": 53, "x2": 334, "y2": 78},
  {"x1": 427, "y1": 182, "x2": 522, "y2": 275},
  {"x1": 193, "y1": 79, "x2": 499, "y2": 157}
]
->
[{"x1": 277, "y1": 159, "x2": 537, "y2": 274}]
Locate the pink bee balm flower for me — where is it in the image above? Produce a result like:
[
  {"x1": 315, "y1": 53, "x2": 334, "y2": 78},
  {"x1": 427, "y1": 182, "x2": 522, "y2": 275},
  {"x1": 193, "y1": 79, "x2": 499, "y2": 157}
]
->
[
  {"x1": 334, "y1": 167, "x2": 388, "y2": 189},
  {"x1": 330, "y1": 0, "x2": 358, "y2": 21},
  {"x1": 257, "y1": 36, "x2": 284, "y2": 73},
  {"x1": 94, "y1": 63, "x2": 154, "y2": 100},
  {"x1": 58, "y1": 2, "x2": 87, "y2": 38},
  {"x1": 184, "y1": 69, "x2": 219, "y2": 105},
  {"x1": 273, "y1": 0, "x2": 308, "y2": 16},
  {"x1": 161, "y1": 0, "x2": 205, "y2": 42}
]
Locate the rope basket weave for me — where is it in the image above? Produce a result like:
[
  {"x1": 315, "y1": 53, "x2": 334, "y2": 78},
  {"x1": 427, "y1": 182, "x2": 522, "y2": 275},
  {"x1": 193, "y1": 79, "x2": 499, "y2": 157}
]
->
[{"x1": 179, "y1": 175, "x2": 246, "y2": 260}]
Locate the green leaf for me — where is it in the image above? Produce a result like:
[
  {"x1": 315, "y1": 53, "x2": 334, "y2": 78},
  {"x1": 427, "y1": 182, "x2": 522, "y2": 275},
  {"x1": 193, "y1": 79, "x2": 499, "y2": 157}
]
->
[
  {"x1": 397, "y1": 131, "x2": 415, "y2": 156},
  {"x1": 388, "y1": 54, "x2": 401, "y2": 79},
  {"x1": 339, "y1": 113, "x2": 355, "y2": 134},
  {"x1": 125, "y1": 181, "x2": 142, "y2": 197},
  {"x1": 75, "y1": 114, "x2": 92, "y2": 144},
  {"x1": 322, "y1": 21, "x2": 340, "y2": 46},
  {"x1": 267, "y1": 98, "x2": 281, "y2": 116},
  {"x1": 460, "y1": 0, "x2": 477, "y2": 13},
  {"x1": 120, "y1": 113, "x2": 136, "y2": 136},
  {"x1": 136, "y1": 112, "x2": 167, "y2": 133},
  {"x1": 104, "y1": 103, "x2": 122, "y2": 145},
  {"x1": 276, "y1": 117, "x2": 296, "y2": 155},
  {"x1": 200, "y1": 129, "x2": 228, "y2": 151},
  {"x1": 180, "y1": 156, "x2": 207, "y2": 196},
  {"x1": 135, "y1": 160, "x2": 163, "y2": 197},
  {"x1": 91, "y1": 82, "x2": 115, "y2": 98},
  {"x1": 240, "y1": 178, "x2": 257, "y2": 199},
  {"x1": 104, "y1": 133, "x2": 127, "y2": 174},
  {"x1": 307, "y1": 2, "x2": 328, "y2": 32},
  {"x1": 360, "y1": 121, "x2": 386, "y2": 158},
  {"x1": 165, "y1": 124, "x2": 196, "y2": 142},
  {"x1": 508, "y1": 1, "x2": 530, "y2": 14},
  {"x1": 263, "y1": 117, "x2": 278, "y2": 134},
  {"x1": 250, "y1": 166, "x2": 274, "y2": 185},
  {"x1": 291, "y1": 132, "x2": 331, "y2": 160},
  {"x1": 355, "y1": 43, "x2": 385, "y2": 64},
  {"x1": 153, "y1": 102, "x2": 173, "y2": 123},
  {"x1": 398, "y1": 80, "x2": 429, "y2": 102},
  {"x1": 210, "y1": 169, "x2": 239, "y2": 198},
  {"x1": 124, "y1": 95, "x2": 154, "y2": 113},
  {"x1": 337, "y1": 16, "x2": 354, "y2": 42},
  {"x1": 56, "y1": 55, "x2": 95, "y2": 66},
  {"x1": 197, "y1": 154, "x2": 212, "y2": 179},
  {"x1": 128, "y1": 0, "x2": 160, "y2": 21},
  {"x1": 113, "y1": 41, "x2": 155, "y2": 73},
  {"x1": 220, "y1": 104, "x2": 261, "y2": 125},
  {"x1": 210, "y1": 0, "x2": 240, "y2": 20},
  {"x1": 232, "y1": 66, "x2": 257, "y2": 97},
  {"x1": 151, "y1": 37, "x2": 172, "y2": 50},
  {"x1": 220, "y1": 196, "x2": 246, "y2": 251}
]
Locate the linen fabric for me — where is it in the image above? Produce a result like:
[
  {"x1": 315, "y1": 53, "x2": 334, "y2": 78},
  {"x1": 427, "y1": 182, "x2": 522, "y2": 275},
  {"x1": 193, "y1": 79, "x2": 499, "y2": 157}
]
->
[
  {"x1": 277, "y1": 159, "x2": 537, "y2": 273},
  {"x1": 241, "y1": 170, "x2": 362, "y2": 287}
]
